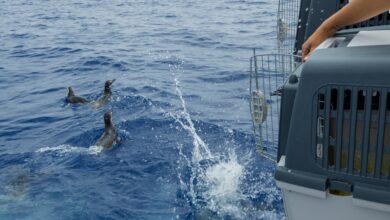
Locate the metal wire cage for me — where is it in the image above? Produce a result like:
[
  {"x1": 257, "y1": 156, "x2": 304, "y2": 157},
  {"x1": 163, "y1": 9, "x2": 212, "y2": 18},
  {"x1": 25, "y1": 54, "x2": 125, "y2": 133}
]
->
[
  {"x1": 249, "y1": 50, "x2": 301, "y2": 161},
  {"x1": 277, "y1": 0, "x2": 301, "y2": 55}
]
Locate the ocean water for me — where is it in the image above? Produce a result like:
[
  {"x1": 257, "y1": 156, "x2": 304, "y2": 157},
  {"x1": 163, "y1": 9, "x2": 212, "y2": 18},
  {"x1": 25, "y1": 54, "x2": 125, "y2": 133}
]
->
[{"x1": 0, "y1": 0, "x2": 283, "y2": 219}]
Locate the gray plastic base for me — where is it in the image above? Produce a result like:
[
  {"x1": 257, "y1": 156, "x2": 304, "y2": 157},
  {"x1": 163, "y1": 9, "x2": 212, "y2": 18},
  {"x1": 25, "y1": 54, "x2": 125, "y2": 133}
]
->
[{"x1": 277, "y1": 156, "x2": 390, "y2": 220}]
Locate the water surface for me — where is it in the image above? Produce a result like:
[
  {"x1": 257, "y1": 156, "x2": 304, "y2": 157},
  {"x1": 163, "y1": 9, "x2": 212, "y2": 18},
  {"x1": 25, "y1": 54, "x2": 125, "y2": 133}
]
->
[{"x1": 0, "y1": 0, "x2": 283, "y2": 219}]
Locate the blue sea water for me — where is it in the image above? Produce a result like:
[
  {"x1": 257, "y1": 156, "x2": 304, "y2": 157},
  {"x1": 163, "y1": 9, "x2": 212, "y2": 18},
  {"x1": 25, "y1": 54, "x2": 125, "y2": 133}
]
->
[{"x1": 0, "y1": 0, "x2": 283, "y2": 219}]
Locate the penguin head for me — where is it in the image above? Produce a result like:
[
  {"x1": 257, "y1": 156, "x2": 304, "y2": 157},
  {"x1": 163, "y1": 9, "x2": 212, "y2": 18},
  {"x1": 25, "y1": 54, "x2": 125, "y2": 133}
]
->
[
  {"x1": 104, "y1": 79, "x2": 116, "y2": 93},
  {"x1": 67, "y1": 87, "x2": 74, "y2": 96},
  {"x1": 104, "y1": 111, "x2": 113, "y2": 127}
]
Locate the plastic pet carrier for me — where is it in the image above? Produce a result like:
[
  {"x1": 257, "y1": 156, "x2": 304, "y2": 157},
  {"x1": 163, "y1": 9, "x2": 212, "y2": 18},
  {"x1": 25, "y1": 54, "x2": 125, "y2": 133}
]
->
[
  {"x1": 250, "y1": 0, "x2": 390, "y2": 219},
  {"x1": 275, "y1": 32, "x2": 390, "y2": 219}
]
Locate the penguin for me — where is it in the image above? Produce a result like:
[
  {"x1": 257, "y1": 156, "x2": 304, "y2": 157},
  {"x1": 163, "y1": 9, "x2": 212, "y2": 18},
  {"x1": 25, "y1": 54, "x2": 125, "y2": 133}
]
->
[
  {"x1": 95, "y1": 111, "x2": 117, "y2": 149},
  {"x1": 66, "y1": 87, "x2": 90, "y2": 104},
  {"x1": 93, "y1": 79, "x2": 116, "y2": 108},
  {"x1": 9, "y1": 173, "x2": 30, "y2": 198}
]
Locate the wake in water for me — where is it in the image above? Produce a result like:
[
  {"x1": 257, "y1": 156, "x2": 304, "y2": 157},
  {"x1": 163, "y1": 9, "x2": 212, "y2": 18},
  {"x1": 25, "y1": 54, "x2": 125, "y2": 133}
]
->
[{"x1": 36, "y1": 144, "x2": 103, "y2": 155}]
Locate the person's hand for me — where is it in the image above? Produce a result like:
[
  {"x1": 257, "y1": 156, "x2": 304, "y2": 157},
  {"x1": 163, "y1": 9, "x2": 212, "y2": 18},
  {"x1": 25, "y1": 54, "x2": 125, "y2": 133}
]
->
[{"x1": 302, "y1": 23, "x2": 337, "y2": 61}]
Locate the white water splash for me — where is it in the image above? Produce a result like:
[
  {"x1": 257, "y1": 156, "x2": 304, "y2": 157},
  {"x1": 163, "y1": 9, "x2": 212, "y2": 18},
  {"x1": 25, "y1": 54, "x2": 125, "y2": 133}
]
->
[
  {"x1": 173, "y1": 77, "x2": 212, "y2": 161},
  {"x1": 36, "y1": 144, "x2": 103, "y2": 155},
  {"x1": 170, "y1": 76, "x2": 213, "y2": 204},
  {"x1": 151, "y1": 52, "x2": 284, "y2": 219},
  {"x1": 171, "y1": 73, "x2": 248, "y2": 219},
  {"x1": 203, "y1": 152, "x2": 245, "y2": 217}
]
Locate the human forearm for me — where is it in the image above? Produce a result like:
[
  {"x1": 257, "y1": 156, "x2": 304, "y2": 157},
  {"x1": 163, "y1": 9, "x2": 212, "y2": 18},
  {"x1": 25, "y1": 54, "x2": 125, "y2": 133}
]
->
[
  {"x1": 302, "y1": 0, "x2": 390, "y2": 60},
  {"x1": 322, "y1": 0, "x2": 390, "y2": 31}
]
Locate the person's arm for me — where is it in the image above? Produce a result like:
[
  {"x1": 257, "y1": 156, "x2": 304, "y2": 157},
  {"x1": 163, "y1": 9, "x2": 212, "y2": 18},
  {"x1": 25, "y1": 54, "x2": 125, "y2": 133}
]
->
[{"x1": 302, "y1": 0, "x2": 390, "y2": 61}]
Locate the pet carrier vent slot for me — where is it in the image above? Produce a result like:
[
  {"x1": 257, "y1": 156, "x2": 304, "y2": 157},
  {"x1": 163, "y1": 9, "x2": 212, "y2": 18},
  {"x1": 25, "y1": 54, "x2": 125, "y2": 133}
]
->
[{"x1": 314, "y1": 86, "x2": 390, "y2": 178}]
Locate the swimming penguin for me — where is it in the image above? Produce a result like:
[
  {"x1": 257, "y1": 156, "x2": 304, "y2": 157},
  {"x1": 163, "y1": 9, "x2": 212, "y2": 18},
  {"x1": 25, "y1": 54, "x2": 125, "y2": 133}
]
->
[
  {"x1": 66, "y1": 87, "x2": 90, "y2": 104},
  {"x1": 9, "y1": 173, "x2": 30, "y2": 198},
  {"x1": 95, "y1": 111, "x2": 117, "y2": 149},
  {"x1": 93, "y1": 79, "x2": 116, "y2": 108},
  {"x1": 2, "y1": 167, "x2": 33, "y2": 200}
]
